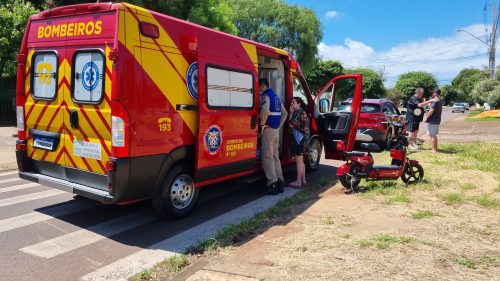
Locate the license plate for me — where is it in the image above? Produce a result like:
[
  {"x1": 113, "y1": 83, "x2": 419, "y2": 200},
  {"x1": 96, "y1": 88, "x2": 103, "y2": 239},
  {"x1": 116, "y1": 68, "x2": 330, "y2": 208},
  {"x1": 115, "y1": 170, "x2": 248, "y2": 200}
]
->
[{"x1": 33, "y1": 136, "x2": 54, "y2": 151}]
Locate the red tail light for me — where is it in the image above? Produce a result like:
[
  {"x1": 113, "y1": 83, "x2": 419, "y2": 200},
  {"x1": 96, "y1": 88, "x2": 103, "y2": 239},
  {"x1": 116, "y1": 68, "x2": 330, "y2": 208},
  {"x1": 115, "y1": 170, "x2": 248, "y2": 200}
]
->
[
  {"x1": 16, "y1": 141, "x2": 27, "y2": 151},
  {"x1": 105, "y1": 160, "x2": 116, "y2": 172}
]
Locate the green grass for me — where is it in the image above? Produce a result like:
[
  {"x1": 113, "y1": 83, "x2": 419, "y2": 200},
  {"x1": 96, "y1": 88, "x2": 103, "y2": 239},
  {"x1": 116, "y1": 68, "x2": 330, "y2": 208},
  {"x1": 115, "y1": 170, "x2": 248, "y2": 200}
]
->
[
  {"x1": 411, "y1": 210, "x2": 435, "y2": 219},
  {"x1": 192, "y1": 177, "x2": 335, "y2": 254},
  {"x1": 439, "y1": 143, "x2": 500, "y2": 173},
  {"x1": 357, "y1": 240, "x2": 373, "y2": 248},
  {"x1": 385, "y1": 194, "x2": 411, "y2": 204},
  {"x1": 465, "y1": 109, "x2": 499, "y2": 122},
  {"x1": 323, "y1": 216, "x2": 334, "y2": 225},
  {"x1": 450, "y1": 253, "x2": 500, "y2": 270},
  {"x1": 461, "y1": 183, "x2": 478, "y2": 191},
  {"x1": 439, "y1": 192, "x2": 465, "y2": 205},
  {"x1": 358, "y1": 234, "x2": 414, "y2": 250},
  {"x1": 131, "y1": 255, "x2": 190, "y2": 281},
  {"x1": 453, "y1": 257, "x2": 477, "y2": 269},
  {"x1": 475, "y1": 194, "x2": 500, "y2": 209}
]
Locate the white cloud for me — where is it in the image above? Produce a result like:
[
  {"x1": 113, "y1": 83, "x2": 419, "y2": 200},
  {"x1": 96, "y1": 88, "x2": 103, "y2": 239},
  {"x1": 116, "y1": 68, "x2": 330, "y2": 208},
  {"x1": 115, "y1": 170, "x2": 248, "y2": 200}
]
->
[
  {"x1": 325, "y1": 11, "x2": 339, "y2": 20},
  {"x1": 318, "y1": 24, "x2": 491, "y2": 87}
]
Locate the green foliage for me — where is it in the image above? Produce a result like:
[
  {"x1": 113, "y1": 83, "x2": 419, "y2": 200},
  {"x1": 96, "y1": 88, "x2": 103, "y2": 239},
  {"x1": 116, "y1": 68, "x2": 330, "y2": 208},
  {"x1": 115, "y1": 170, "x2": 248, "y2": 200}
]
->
[
  {"x1": 441, "y1": 84, "x2": 459, "y2": 106},
  {"x1": 304, "y1": 60, "x2": 344, "y2": 94},
  {"x1": 439, "y1": 192, "x2": 464, "y2": 205},
  {"x1": 347, "y1": 68, "x2": 386, "y2": 99},
  {"x1": 475, "y1": 194, "x2": 500, "y2": 209},
  {"x1": 0, "y1": 0, "x2": 39, "y2": 78},
  {"x1": 232, "y1": 0, "x2": 322, "y2": 70},
  {"x1": 394, "y1": 71, "x2": 438, "y2": 102},
  {"x1": 187, "y1": 0, "x2": 237, "y2": 34},
  {"x1": 411, "y1": 210, "x2": 434, "y2": 219},
  {"x1": 451, "y1": 68, "x2": 489, "y2": 103},
  {"x1": 471, "y1": 78, "x2": 499, "y2": 105},
  {"x1": 386, "y1": 88, "x2": 403, "y2": 107}
]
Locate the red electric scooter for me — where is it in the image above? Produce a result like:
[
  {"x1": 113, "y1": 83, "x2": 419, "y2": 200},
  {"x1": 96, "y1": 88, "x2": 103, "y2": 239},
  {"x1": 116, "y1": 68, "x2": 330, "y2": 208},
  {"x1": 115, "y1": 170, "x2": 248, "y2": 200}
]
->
[{"x1": 336, "y1": 122, "x2": 424, "y2": 192}]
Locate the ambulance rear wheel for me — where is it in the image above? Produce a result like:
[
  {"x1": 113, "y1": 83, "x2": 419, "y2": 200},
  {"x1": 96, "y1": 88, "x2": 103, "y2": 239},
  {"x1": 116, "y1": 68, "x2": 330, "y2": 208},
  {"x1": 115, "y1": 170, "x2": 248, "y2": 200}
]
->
[
  {"x1": 152, "y1": 162, "x2": 199, "y2": 219},
  {"x1": 306, "y1": 138, "x2": 322, "y2": 171}
]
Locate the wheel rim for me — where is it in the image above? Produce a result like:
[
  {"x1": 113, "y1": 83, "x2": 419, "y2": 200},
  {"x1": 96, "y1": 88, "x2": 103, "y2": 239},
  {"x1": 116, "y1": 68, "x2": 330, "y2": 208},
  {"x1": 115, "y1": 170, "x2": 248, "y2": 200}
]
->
[
  {"x1": 308, "y1": 140, "x2": 320, "y2": 168},
  {"x1": 404, "y1": 164, "x2": 422, "y2": 184},
  {"x1": 170, "y1": 174, "x2": 195, "y2": 210}
]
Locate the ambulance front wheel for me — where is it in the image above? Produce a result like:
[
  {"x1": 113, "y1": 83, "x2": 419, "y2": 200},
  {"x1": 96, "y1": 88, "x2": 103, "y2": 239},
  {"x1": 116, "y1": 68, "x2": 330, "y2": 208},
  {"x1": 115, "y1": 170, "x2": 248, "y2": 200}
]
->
[
  {"x1": 306, "y1": 137, "x2": 322, "y2": 171},
  {"x1": 152, "y1": 162, "x2": 200, "y2": 219}
]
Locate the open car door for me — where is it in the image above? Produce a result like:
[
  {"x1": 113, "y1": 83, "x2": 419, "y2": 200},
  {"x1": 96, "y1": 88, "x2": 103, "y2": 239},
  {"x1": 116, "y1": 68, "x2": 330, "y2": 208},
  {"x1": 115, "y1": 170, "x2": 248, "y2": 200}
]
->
[{"x1": 314, "y1": 74, "x2": 363, "y2": 160}]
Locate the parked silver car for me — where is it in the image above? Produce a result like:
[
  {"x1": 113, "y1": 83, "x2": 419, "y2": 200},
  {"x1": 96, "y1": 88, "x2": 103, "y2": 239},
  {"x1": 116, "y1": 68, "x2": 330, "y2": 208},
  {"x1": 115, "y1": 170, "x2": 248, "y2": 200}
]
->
[{"x1": 452, "y1": 103, "x2": 467, "y2": 113}]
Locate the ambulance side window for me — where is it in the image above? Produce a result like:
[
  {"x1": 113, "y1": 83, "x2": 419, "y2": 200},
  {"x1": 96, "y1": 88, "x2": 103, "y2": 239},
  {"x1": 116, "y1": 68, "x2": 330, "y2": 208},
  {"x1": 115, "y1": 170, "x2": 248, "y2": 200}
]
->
[
  {"x1": 72, "y1": 50, "x2": 105, "y2": 104},
  {"x1": 31, "y1": 51, "x2": 58, "y2": 100},
  {"x1": 206, "y1": 66, "x2": 253, "y2": 108}
]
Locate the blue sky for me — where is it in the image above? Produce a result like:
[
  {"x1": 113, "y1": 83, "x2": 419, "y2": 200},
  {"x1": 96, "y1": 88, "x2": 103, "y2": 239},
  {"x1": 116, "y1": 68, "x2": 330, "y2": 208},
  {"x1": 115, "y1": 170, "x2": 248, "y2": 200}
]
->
[{"x1": 286, "y1": 0, "x2": 493, "y2": 86}]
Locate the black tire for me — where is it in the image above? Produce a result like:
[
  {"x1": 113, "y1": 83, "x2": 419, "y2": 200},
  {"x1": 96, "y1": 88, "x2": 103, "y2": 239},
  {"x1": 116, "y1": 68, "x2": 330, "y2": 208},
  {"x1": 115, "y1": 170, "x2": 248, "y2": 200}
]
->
[
  {"x1": 401, "y1": 162, "x2": 424, "y2": 184},
  {"x1": 339, "y1": 174, "x2": 361, "y2": 190},
  {"x1": 305, "y1": 137, "x2": 322, "y2": 171},
  {"x1": 384, "y1": 130, "x2": 393, "y2": 150},
  {"x1": 152, "y1": 162, "x2": 199, "y2": 219}
]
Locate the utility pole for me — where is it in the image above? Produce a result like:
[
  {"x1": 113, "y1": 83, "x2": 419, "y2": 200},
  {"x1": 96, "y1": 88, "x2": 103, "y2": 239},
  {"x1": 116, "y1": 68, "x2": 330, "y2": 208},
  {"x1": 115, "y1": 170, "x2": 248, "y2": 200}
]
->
[
  {"x1": 489, "y1": 1, "x2": 498, "y2": 78},
  {"x1": 460, "y1": 1, "x2": 500, "y2": 78}
]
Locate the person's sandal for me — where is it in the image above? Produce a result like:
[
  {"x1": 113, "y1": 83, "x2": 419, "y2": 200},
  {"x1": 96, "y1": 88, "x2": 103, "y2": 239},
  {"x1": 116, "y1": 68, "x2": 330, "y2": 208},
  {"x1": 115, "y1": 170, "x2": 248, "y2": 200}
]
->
[{"x1": 289, "y1": 182, "x2": 302, "y2": 188}]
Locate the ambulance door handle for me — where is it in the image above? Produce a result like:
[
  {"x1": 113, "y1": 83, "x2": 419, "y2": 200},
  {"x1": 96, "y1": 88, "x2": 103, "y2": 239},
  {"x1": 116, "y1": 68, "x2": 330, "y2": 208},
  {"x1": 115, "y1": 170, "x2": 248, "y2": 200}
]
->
[
  {"x1": 70, "y1": 110, "x2": 79, "y2": 129},
  {"x1": 251, "y1": 115, "x2": 257, "y2": 129}
]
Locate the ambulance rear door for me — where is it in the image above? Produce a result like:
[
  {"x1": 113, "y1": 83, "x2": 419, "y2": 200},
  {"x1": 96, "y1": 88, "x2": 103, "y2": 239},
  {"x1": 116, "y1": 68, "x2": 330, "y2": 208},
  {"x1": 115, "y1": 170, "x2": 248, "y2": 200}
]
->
[
  {"x1": 314, "y1": 74, "x2": 363, "y2": 160},
  {"x1": 194, "y1": 40, "x2": 259, "y2": 182}
]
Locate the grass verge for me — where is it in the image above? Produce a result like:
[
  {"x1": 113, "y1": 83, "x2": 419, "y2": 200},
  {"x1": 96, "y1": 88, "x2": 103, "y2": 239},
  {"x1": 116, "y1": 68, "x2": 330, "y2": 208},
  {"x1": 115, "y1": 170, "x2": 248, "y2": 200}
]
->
[
  {"x1": 131, "y1": 176, "x2": 335, "y2": 280},
  {"x1": 411, "y1": 210, "x2": 435, "y2": 219}
]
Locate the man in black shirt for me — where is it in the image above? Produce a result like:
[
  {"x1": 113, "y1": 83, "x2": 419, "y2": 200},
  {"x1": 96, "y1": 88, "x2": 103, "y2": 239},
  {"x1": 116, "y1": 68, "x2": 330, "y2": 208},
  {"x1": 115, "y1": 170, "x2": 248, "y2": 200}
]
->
[
  {"x1": 423, "y1": 88, "x2": 443, "y2": 153},
  {"x1": 406, "y1": 87, "x2": 436, "y2": 149}
]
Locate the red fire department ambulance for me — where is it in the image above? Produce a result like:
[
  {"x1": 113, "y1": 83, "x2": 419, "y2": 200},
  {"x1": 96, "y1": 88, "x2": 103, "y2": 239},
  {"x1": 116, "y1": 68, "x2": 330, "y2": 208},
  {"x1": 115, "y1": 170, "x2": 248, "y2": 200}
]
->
[{"x1": 15, "y1": 2, "x2": 362, "y2": 218}]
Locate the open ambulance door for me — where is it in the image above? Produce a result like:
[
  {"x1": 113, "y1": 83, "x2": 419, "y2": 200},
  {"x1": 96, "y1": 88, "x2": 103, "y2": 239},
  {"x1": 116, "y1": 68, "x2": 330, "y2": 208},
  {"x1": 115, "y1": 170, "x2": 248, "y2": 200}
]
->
[
  {"x1": 194, "y1": 42, "x2": 259, "y2": 183},
  {"x1": 314, "y1": 74, "x2": 363, "y2": 160}
]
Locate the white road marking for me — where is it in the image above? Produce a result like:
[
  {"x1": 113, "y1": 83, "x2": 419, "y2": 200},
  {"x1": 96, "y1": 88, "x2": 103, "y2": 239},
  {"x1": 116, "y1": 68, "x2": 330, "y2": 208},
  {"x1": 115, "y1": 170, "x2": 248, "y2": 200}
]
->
[
  {"x1": 0, "y1": 170, "x2": 19, "y2": 177},
  {"x1": 0, "y1": 177, "x2": 22, "y2": 184},
  {"x1": 81, "y1": 189, "x2": 299, "y2": 281},
  {"x1": 0, "y1": 199, "x2": 98, "y2": 233},
  {"x1": 20, "y1": 210, "x2": 157, "y2": 258},
  {"x1": 0, "y1": 183, "x2": 39, "y2": 194},
  {"x1": 0, "y1": 190, "x2": 66, "y2": 208}
]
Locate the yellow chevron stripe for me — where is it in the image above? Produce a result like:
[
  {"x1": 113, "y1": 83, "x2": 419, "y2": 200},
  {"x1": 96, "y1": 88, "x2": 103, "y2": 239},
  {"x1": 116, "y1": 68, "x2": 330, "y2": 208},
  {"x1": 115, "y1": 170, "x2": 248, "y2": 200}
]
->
[
  {"x1": 119, "y1": 4, "x2": 197, "y2": 135},
  {"x1": 241, "y1": 42, "x2": 258, "y2": 71}
]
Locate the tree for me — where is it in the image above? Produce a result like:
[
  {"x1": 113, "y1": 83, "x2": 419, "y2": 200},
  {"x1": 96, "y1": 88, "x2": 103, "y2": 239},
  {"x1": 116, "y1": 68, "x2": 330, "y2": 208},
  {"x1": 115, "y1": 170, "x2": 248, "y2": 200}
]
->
[
  {"x1": 232, "y1": 0, "x2": 322, "y2": 70},
  {"x1": 451, "y1": 68, "x2": 488, "y2": 104},
  {"x1": 394, "y1": 71, "x2": 438, "y2": 102},
  {"x1": 347, "y1": 68, "x2": 386, "y2": 99},
  {"x1": 187, "y1": 0, "x2": 237, "y2": 34},
  {"x1": 441, "y1": 84, "x2": 459, "y2": 106},
  {"x1": 0, "y1": 0, "x2": 38, "y2": 78},
  {"x1": 304, "y1": 60, "x2": 344, "y2": 94},
  {"x1": 471, "y1": 78, "x2": 500, "y2": 107},
  {"x1": 386, "y1": 88, "x2": 403, "y2": 106}
]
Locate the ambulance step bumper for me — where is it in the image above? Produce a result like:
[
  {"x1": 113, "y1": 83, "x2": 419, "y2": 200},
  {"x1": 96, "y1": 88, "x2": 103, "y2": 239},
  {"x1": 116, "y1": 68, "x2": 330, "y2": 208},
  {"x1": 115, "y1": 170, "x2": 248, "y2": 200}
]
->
[{"x1": 19, "y1": 171, "x2": 115, "y2": 203}]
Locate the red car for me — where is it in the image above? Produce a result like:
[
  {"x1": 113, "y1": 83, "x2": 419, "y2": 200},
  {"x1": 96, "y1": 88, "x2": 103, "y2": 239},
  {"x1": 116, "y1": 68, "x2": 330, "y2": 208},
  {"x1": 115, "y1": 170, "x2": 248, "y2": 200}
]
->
[{"x1": 338, "y1": 99, "x2": 401, "y2": 149}]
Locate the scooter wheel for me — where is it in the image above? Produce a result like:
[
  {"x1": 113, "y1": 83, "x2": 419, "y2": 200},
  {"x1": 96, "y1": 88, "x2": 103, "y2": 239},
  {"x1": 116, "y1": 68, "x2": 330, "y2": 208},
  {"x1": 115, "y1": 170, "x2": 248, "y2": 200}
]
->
[
  {"x1": 339, "y1": 174, "x2": 361, "y2": 190},
  {"x1": 401, "y1": 162, "x2": 424, "y2": 184}
]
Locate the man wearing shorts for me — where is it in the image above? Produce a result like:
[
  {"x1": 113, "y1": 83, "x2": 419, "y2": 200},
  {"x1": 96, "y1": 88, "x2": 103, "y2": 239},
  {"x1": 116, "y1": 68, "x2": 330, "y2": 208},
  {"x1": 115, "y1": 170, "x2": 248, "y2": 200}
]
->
[
  {"x1": 423, "y1": 89, "x2": 443, "y2": 153},
  {"x1": 406, "y1": 87, "x2": 436, "y2": 150}
]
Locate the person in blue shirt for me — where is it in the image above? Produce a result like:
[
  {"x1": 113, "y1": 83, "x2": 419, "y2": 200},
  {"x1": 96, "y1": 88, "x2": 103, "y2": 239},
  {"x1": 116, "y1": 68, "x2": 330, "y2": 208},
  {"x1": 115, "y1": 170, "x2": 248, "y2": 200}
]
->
[
  {"x1": 423, "y1": 89, "x2": 443, "y2": 153},
  {"x1": 259, "y1": 78, "x2": 288, "y2": 195}
]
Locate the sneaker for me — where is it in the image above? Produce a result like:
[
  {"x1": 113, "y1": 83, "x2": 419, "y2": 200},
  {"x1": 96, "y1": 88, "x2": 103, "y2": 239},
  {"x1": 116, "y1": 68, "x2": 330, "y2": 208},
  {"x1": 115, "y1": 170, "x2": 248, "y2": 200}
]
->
[
  {"x1": 261, "y1": 182, "x2": 279, "y2": 195},
  {"x1": 277, "y1": 179, "x2": 284, "y2": 193},
  {"x1": 409, "y1": 144, "x2": 418, "y2": 151}
]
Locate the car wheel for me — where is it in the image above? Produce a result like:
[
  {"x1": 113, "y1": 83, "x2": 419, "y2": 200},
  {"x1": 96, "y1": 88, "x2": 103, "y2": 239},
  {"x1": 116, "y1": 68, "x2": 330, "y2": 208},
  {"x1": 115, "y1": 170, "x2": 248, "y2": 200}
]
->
[
  {"x1": 306, "y1": 137, "x2": 322, "y2": 171},
  {"x1": 384, "y1": 130, "x2": 393, "y2": 150},
  {"x1": 152, "y1": 162, "x2": 200, "y2": 219}
]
